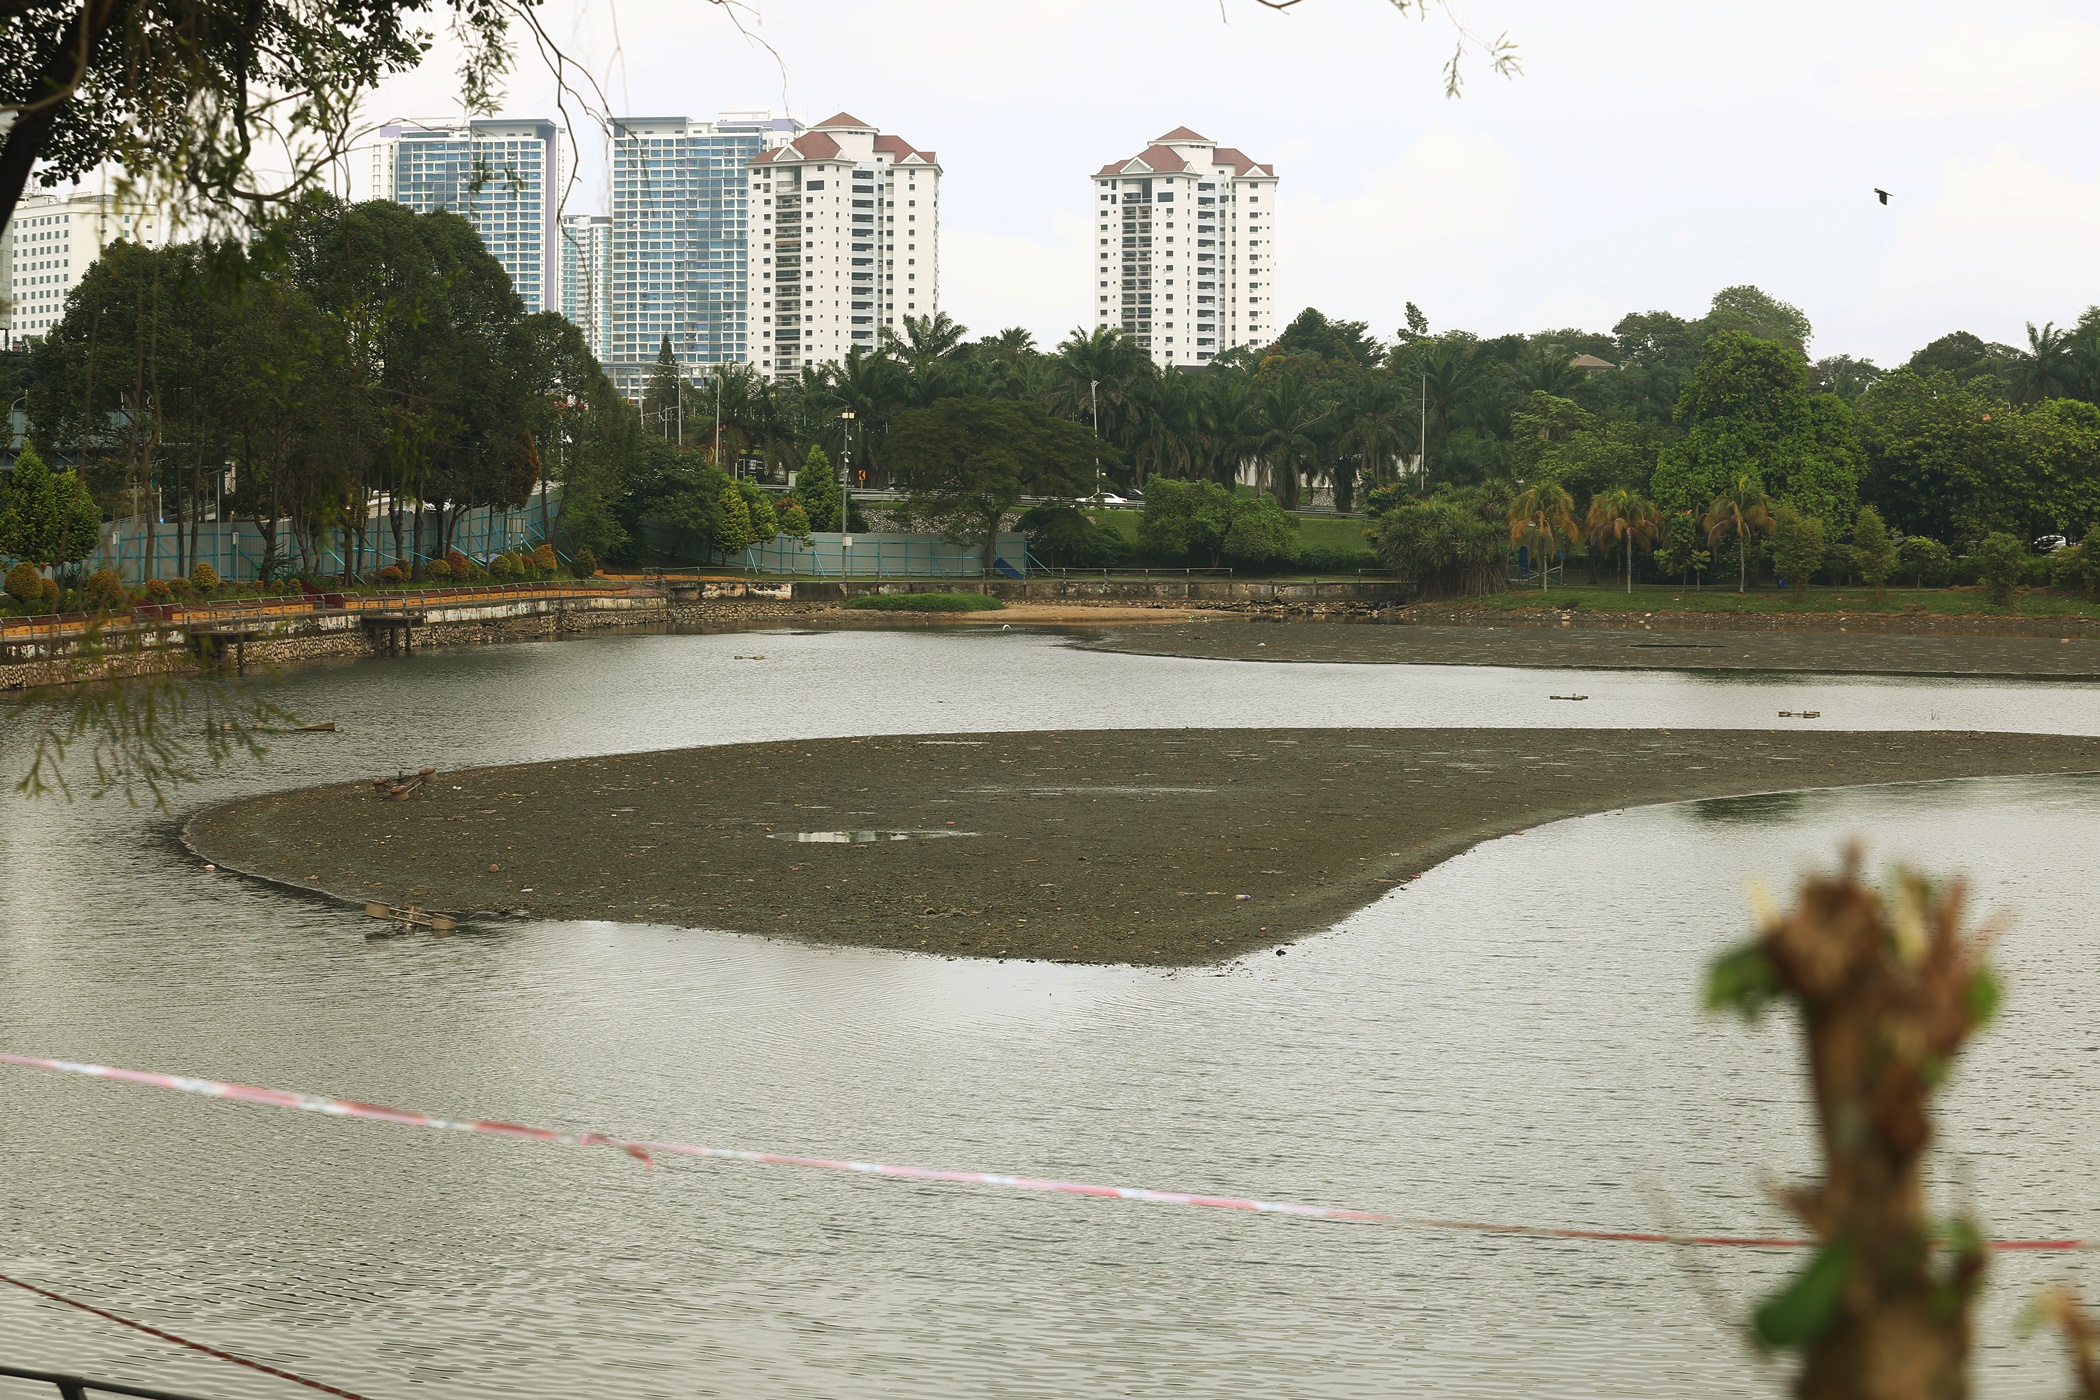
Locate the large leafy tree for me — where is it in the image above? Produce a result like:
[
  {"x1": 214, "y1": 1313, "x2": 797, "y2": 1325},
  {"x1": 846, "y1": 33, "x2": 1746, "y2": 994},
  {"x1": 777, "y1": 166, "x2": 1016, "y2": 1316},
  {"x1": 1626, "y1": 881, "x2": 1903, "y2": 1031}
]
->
[
  {"x1": 888, "y1": 396, "x2": 1098, "y2": 575},
  {"x1": 1650, "y1": 330, "x2": 1860, "y2": 527},
  {"x1": 0, "y1": 0, "x2": 532, "y2": 233}
]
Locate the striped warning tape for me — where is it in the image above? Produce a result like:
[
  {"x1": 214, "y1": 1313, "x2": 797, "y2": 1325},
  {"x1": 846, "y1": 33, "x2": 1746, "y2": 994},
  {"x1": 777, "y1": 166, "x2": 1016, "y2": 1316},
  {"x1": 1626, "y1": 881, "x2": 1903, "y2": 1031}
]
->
[{"x1": 3, "y1": 1052, "x2": 2089, "y2": 1249}]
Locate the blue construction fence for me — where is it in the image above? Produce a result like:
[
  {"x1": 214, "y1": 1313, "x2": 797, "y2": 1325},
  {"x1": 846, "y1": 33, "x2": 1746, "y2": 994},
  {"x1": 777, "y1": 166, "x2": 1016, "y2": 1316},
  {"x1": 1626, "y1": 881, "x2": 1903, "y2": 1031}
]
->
[
  {"x1": 89, "y1": 494, "x2": 566, "y2": 584},
  {"x1": 701, "y1": 531, "x2": 1030, "y2": 579}
]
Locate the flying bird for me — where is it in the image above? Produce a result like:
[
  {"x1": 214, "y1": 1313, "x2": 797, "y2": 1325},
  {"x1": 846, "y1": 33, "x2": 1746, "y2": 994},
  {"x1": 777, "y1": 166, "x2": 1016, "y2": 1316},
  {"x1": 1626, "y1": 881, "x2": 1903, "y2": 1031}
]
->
[{"x1": 1874, "y1": 188, "x2": 1891, "y2": 205}]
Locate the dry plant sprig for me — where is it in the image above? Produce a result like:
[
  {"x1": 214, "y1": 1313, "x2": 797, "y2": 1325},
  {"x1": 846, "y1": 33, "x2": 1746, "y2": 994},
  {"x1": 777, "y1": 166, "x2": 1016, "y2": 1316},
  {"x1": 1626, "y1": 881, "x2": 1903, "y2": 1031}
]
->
[
  {"x1": 2019, "y1": 1286, "x2": 2100, "y2": 1399},
  {"x1": 1709, "y1": 845, "x2": 2003, "y2": 1398},
  {"x1": 1247, "y1": 0, "x2": 1519, "y2": 97}
]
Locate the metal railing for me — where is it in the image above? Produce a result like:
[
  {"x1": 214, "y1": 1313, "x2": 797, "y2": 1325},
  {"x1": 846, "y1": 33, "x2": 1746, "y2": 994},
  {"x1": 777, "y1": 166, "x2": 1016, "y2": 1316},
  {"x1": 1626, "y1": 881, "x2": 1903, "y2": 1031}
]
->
[{"x1": 0, "y1": 1363, "x2": 216, "y2": 1400}]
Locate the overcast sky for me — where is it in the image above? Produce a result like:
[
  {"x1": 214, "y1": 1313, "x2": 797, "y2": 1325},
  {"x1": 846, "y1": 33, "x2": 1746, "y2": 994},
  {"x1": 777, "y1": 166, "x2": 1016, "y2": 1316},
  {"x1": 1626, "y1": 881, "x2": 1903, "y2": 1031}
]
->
[{"x1": 354, "y1": 0, "x2": 2100, "y2": 366}]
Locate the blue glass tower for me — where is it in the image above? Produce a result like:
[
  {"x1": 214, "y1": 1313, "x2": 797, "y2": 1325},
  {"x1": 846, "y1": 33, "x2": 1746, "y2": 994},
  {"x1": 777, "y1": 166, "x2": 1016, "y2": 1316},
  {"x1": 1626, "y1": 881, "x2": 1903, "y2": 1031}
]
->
[
  {"x1": 609, "y1": 111, "x2": 800, "y2": 397},
  {"x1": 374, "y1": 119, "x2": 561, "y2": 314}
]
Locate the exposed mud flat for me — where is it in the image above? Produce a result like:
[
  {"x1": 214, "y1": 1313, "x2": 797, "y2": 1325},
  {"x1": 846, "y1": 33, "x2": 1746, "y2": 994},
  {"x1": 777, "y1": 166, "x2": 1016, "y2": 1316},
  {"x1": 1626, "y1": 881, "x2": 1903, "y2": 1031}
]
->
[
  {"x1": 1073, "y1": 621, "x2": 2100, "y2": 678},
  {"x1": 185, "y1": 728, "x2": 2100, "y2": 965}
]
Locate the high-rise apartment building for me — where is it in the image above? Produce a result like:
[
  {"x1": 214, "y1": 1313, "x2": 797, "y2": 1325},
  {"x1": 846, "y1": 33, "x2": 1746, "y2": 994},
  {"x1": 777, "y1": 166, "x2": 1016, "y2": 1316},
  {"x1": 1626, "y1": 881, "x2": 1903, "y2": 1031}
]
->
[
  {"x1": 3, "y1": 191, "x2": 171, "y2": 344},
  {"x1": 369, "y1": 119, "x2": 562, "y2": 314},
  {"x1": 1092, "y1": 127, "x2": 1278, "y2": 368},
  {"x1": 608, "y1": 111, "x2": 801, "y2": 398},
  {"x1": 748, "y1": 113, "x2": 941, "y2": 380},
  {"x1": 559, "y1": 213, "x2": 613, "y2": 363}
]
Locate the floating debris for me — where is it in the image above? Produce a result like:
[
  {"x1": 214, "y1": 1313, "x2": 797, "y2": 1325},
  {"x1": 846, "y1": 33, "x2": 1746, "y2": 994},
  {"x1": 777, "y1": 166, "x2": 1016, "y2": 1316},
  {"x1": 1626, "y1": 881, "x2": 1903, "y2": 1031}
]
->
[
  {"x1": 1549, "y1": 694, "x2": 1589, "y2": 702},
  {"x1": 1778, "y1": 711, "x2": 1823, "y2": 719},
  {"x1": 363, "y1": 902, "x2": 458, "y2": 938}
]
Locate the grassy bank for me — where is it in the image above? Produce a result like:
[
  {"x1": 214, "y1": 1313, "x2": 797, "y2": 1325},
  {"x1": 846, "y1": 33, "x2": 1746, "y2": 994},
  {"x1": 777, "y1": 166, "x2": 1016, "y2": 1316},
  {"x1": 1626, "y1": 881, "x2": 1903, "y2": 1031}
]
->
[
  {"x1": 841, "y1": 592, "x2": 1005, "y2": 612},
  {"x1": 1469, "y1": 584, "x2": 2100, "y2": 621}
]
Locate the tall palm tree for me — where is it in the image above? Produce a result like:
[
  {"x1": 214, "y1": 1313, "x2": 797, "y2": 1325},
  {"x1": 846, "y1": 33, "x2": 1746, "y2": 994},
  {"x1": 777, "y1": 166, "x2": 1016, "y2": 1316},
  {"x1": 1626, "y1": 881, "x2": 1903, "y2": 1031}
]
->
[
  {"x1": 1703, "y1": 474, "x2": 1776, "y2": 594},
  {"x1": 2011, "y1": 320, "x2": 2076, "y2": 403},
  {"x1": 1253, "y1": 365, "x2": 1329, "y2": 509},
  {"x1": 1586, "y1": 487, "x2": 1661, "y2": 593},
  {"x1": 1510, "y1": 343, "x2": 1583, "y2": 398},
  {"x1": 1509, "y1": 483, "x2": 1576, "y2": 592},
  {"x1": 1338, "y1": 371, "x2": 1411, "y2": 489}
]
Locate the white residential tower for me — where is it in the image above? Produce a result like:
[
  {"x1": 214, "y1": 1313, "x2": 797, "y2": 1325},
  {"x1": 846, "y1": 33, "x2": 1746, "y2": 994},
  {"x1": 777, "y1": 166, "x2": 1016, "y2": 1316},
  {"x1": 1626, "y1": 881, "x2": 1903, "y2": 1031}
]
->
[
  {"x1": 3, "y1": 191, "x2": 171, "y2": 344},
  {"x1": 1092, "y1": 127, "x2": 1278, "y2": 368},
  {"x1": 747, "y1": 113, "x2": 941, "y2": 380}
]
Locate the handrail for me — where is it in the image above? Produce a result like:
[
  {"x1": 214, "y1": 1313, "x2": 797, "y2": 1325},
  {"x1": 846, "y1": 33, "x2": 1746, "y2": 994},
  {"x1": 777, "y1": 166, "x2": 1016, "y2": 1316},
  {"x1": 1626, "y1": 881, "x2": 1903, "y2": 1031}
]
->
[
  {"x1": 0, "y1": 581, "x2": 628, "y2": 644},
  {"x1": 0, "y1": 1363, "x2": 217, "y2": 1400}
]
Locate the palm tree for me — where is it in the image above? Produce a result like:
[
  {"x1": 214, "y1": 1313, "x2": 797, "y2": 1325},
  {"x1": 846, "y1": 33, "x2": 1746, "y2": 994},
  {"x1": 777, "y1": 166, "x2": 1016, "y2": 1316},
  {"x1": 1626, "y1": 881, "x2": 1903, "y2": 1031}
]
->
[
  {"x1": 1508, "y1": 483, "x2": 1576, "y2": 592},
  {"x1": 1586, "y1": 487, "x2": 1661, "y2": 593},
  {"x1": 2011, "y1": 320, "x2": 2075, "y2": 402},
  {"x1": 1703, "y1": 474, "x2": 1776, "y2": 594},
  {"x1": 1338, "y1": 372, "x2": 1411, "y2": 490},
  {"x1": 1253, "y1": 365, "x2": 1329, "y2": 509},
  {"x1": 1509, "y1": 343, "x2": 1583, "y2": 398},
  {"x1": 1047, "y1": 325, "x2": 1153, "y2": 451}
]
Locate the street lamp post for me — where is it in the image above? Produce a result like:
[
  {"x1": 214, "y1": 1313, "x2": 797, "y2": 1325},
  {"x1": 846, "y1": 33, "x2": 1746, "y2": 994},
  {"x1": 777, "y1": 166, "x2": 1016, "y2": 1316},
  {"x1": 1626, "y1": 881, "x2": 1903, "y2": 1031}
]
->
[
  {"x1": 1089, "y1": 378, "x2": 1101, "y2": 504},
  {"x1": 839, "y1": 409, "x2": 856, "y2": 576}
]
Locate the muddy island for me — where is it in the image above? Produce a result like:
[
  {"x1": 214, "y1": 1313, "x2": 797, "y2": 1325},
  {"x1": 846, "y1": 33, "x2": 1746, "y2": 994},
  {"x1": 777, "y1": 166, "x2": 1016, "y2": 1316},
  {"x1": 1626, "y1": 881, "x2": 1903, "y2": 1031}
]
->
[{"x1": 186, "y1": 728, "x2": 2100, "y2": 965}]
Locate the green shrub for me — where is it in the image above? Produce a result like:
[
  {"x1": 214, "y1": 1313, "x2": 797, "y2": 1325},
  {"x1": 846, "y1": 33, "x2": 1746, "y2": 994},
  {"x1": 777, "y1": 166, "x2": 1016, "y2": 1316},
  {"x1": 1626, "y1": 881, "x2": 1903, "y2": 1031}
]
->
[
  {"x1": 81, "y1": 567, "x2": 126, "y2": 612},
  {"x1": 189, "y1": 561, "x2": 220, "y2": 590},
  {"x1": 842, "y1": 591, "x2": 1005, "y2": 612},
  {"x1": 443, "y1": 548, "x2": 470, "y2": 578},
  {"x1": 424, "y1": 558, "x2": 453, "y2": 582},
  {"x1": 4, "y1": 561, "x2": 43, "y2": 608},
  {"x1": 1292, "y1": 544, "x2": 1381, "y2": 573},
  {"x1": 1896, "y1": 535, "x2": 1953, "y2": 588},
  {"x1": 38, "y1": 576, "x2": 59, "y2": 608},
  {"x1": 376, "y1": 564, "x2": 404, "y2": 585},
  {"x1": 569, "y1": 547, "x2": 598, "y2": 579},
  {"x1": 144, "y1": 577, "x2": 174, "y2": 602},
  {"x1": 531, "y1": 542, "x2": 558, "y2": 575},
  {"x1": 774, "y1": 501, "x2": 811, "y2": 541},
  {"x1": 1976, "y1": 531, "x2": 2026, "y2": 604},
  {"x1": 490, "y1": 551, "x2": 521, "y2": 580},
  {"x1": 1771, "y1": 504, "x2": 1829, "y2": 595}
]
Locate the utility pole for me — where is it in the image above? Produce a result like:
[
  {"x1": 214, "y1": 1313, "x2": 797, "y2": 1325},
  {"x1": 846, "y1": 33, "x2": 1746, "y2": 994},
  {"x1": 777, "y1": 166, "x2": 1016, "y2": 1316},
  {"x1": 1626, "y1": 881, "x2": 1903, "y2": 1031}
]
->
[
  {"x1": 713, "y1": 371, "x2": 723, "y2": 473},
  {"x1": 1418, "y1": 372, "x2": 1428, "y2": 495},
  {"x1": 1090, "y1": 378, "x2": 1101, "y2": 503},
  {"x1": 839, "y1": 409, "x2": 856, "y2": 573}
]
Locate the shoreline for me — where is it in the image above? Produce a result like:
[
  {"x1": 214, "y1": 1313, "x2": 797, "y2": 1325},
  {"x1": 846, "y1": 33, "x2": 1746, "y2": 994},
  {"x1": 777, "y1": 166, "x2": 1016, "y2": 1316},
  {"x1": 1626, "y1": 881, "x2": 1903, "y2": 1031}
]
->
[
  {"x1": 183, "y1": 727, "x2": 2100, "y2": 966},
  {"x1": 1073, "y1": 621, "x2": 2100, "y2": 679}
]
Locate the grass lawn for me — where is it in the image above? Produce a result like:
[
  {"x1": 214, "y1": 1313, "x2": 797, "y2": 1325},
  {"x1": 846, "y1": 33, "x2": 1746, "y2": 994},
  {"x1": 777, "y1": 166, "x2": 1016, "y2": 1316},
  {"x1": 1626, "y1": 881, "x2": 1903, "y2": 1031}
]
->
[
  {"x1": 841, "y1": 592, "x2": 1006, "y2": 612},
  {"x1": 1469, "y1": 583, "x2": 2100, "y2": 621}
]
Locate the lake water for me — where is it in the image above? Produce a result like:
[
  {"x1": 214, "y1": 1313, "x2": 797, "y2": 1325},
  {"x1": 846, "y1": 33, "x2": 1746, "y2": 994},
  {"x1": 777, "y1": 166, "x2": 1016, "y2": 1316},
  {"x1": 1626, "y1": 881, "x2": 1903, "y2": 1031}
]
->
[{"x1": 2, "y1": 628, "x2": 2098, "y2": 1399}]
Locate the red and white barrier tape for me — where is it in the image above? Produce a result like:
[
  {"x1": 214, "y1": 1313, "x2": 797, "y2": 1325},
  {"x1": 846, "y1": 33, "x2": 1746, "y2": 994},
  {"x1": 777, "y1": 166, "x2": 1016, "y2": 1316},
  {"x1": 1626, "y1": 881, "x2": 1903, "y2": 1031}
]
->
[{"x1": 3, "y1": 1052, "x2": 2089, "y2": 1249}]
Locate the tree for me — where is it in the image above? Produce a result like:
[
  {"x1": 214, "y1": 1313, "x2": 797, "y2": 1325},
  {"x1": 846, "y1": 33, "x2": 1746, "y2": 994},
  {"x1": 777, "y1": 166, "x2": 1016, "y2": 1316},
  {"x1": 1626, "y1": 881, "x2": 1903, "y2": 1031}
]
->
[
  {"x1": 1976, "y1": 531, "x2": 2026, "y2": 605},
  {"x1": 1271, "y1": 307, "x2": 1382, "y2": 367},
  {"x1": 1897, "y1": 535, "x2": 1953, "y2": 589},
  {"x1": 2010, "y1": 321, "x2": 2076, "y2": 403},
  {"x1": 1508, "y1": 482, "x2": 1574, "y2": 592},
  {"x1": 0, "y1": 441, "x2": 65, "y2": 563},
  {"x1": 1706, "y1": 851, "x2": 1994, "y2": 1400},
  {"x1": 714, "y1": 485, "x2": 754, "y2": 559},
  {"x1": 642, "y1": 336, "x2": 683, "y2": 441},
  {"x1": 1221, "y1": 491, "x2": 1300, "y2": 567},
  {"x1": 1585, "y1": 487, "x2": 1660, "y2": 593},
  {"x1": 1651, "y1": 331, "x2": 1860, "y2": 526},
  {"x1": 1704, "y1": 284, "x2": 1813, "y2": 354},
  {"x1": 1770, "y1": 503, "x2": 1828, "y2": 596},
  {"x1": 1851, "y1": 506, "x2": 1896, "y2": 595},
  {"x1": 791, "y1": 444, "x2": 843, "y2": 532},
  {"x1": 1704, "y1": 473, "x2": 1776, "y2": 593},
  {"x1": 1368, "y1": 486, "x2": 1506, "y2": 596},
  {"x1": 887, "y1": 396, "x2": 1098, "y2": 576}
]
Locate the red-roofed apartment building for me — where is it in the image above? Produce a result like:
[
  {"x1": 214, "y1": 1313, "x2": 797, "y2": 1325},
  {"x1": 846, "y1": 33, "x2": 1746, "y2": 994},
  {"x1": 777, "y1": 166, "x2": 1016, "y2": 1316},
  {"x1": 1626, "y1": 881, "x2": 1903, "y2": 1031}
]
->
[
  {"x1": 1094, "y1": 127, "x2": 1277, "y2": 369},
  {"x1": 748, "y1": 112, "x2": 942, "y2": 380}
]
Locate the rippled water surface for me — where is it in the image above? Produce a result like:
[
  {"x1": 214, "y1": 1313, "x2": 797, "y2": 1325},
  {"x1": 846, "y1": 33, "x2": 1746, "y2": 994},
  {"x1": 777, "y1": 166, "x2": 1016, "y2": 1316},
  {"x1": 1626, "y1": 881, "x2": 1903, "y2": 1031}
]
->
[{"x1": 3, "y1": 628, "x2": 2099, "y2": 1399}]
